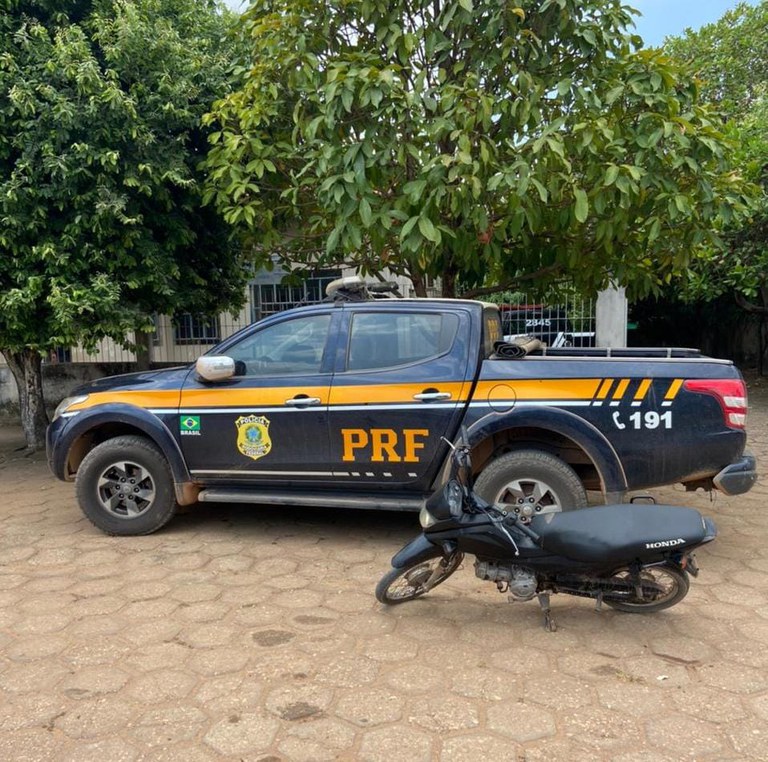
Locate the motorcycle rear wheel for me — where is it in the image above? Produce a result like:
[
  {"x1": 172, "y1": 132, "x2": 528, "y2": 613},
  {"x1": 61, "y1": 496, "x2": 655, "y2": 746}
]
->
[
  {"x1": 375, "y1": 553, "x2": 464, "y2": 605},
  {"x1": 603, "y1": 563, "x2": 689, "y2": 613}
]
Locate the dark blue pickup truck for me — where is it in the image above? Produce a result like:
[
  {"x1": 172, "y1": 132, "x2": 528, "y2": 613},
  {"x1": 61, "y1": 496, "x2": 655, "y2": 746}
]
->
[{"x1": 47, "y1": 297, "x2": 757, "y2": 535}]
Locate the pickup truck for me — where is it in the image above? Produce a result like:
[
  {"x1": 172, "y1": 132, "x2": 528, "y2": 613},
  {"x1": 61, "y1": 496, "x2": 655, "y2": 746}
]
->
[{"x1": 46, "y1": 296, "x2": 757, "y2": 535}]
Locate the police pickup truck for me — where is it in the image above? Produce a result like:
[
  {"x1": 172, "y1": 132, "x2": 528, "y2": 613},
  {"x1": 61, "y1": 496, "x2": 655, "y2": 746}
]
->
[{"x1": 47, "y1": 289, "x2": 757, "y2": 535}]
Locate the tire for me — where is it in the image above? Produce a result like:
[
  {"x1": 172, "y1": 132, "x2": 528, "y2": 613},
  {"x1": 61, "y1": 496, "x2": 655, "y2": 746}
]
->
[
  {"x1": 75, "y1": 435, "x2": 177, "y2": 536},
  {"x1": 474, "y1": 448, "x2": 587, "y2": 518},
  {"x1": 602, "y1": 563, "x2": 690, "y2": 613},
  {"x1": 375, "y1": 552, "x2": 464, "y2": 605}
]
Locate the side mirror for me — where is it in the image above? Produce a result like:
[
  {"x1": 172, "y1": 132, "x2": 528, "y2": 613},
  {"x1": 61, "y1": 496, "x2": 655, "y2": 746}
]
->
[{"x1": 195, "y1": 355, "x2": 235, "y2": 382}]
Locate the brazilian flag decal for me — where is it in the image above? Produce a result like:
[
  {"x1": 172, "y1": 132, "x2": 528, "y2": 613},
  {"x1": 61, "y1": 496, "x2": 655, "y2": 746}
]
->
[{"x1": 180, "y1": 415, "x2": 201, "y2": 436}]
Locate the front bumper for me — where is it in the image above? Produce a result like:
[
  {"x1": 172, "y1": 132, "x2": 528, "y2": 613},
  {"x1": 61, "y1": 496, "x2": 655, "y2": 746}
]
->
[
  {"x1": 713, "y1": 452, "x2": 758, "y2": 496},
  {"x1": 46, "y1": 415, "x2": 71, "y2": 479}
]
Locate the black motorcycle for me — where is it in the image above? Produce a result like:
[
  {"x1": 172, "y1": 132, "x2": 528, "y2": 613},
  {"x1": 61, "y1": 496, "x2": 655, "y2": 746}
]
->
[{"x1": 376, "y1": 436, "x2": 717, "y2": 630}]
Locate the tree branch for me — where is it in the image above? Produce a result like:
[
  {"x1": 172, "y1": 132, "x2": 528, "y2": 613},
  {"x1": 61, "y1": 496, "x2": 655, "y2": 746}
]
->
[
  {"x1": 461, "y1": 263, "x2": 564, "y2": 298},
  {"x1": 735, "y1": 291, "x2": 768, "y2": 315}
]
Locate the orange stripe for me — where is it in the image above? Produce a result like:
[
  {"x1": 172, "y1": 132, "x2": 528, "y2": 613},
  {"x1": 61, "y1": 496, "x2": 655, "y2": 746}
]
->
[
  {"x1": 329, "y1": 381, "x2": 468, "y2": 405},
  {"x1": 665, "y1": 379, "x2": 684, "y2": 400},
  {"x1": 612, "y1": 379, "x2": 630, "y2": 400},
  {"x1": 474, "y1": 379, "x2": 602, "y2": 400},
  {"x1": 68, "y1": 390, "x2": 180, "y2": 411},
  {"x1": 596, "y1": 379, "x2": 613, "y2": 399},
  {"x1": 634, "y1": 379, "x2": 652, "y2": 402},
  {"x1": 183, "y1": 386, "x2": 333, "y2": 406}
]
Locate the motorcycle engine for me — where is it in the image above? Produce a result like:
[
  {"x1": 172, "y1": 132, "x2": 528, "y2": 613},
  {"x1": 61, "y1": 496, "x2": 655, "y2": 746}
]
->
[{"x1": 474, "y1": 561, "x2": 537, "y2": 601}]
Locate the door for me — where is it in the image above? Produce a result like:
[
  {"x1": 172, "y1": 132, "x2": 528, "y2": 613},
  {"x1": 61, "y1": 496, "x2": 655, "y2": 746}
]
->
[
  {"x1": 179, "y1": 311, "x2": 337, "y2": 481},
  {"x1": 327, "y1": 307, "x2": 474, "y2": 490}
]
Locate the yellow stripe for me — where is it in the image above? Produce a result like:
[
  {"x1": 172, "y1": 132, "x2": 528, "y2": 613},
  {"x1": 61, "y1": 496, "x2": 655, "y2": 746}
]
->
[
  {"x1": 329, "y1": 381, "x2": 468, "y2": 405},
  {"x1": 665, "y1": 379, "x2": 684, "y2": 401},
  {"x1": 634, "y1": 379, "x2": 652, "y2": 402},
  {"x1": 474, "y1": 379, "x2": 602, "y2": 400},
  {"x1": 612, "y1": 379, "x2": 630, "y2": 401},
  {"x1": 183, "y1": 386, "x2": 333, "y2": 406},
  {"x1": 68, "y1": 390, "x2": 180, "y2": 411},
  {"x1": 596, "y1": 379, "x2": 613, "y2": 399},
  {"x1": 72, "y1": 383, "x2": 474, "y2": 411}
]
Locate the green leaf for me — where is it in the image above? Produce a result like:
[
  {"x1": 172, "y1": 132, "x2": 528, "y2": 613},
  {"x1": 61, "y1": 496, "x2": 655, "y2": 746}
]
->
[
  {"x1": 359, "y1": 197, "x2": 373, "y2": 227},
  {"x1": 574, "y1": 188, "x2": 589, "y2": 223},
  {"x1": 458, "y1": 0, "x2": 474, "y2": 11},
  {"x1": 604, "y1": 165, "x2": 619, "y2": 186},
  {"x1": 400, "y1": 216, "x2": 420, "y2": 240},
  {"x1": 530, "y1": 178, "x2": 548, "y2": 203},
  {"x1": 418, "y1": 216, "x2": 441, "y2": 243}
]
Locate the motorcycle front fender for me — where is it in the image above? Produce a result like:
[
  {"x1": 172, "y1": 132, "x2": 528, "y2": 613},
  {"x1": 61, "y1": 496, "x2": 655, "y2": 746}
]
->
[{"x1": 391, "y1": 533, "x2": 444, "y2": 569}]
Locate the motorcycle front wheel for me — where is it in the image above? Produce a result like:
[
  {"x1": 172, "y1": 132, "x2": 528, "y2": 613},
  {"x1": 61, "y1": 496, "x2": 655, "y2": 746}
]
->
[
  {"x1": 603, "y1": 563, "x2": 689, "y2": 613},
  {"x1": 375, "y1": 553, "x2": 464, "y2": 605}
]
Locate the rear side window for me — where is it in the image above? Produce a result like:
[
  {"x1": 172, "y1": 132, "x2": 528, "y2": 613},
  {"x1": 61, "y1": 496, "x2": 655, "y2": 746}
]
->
[{"x1": 347, "y1": 312, "x2": 459, "y2": 371}]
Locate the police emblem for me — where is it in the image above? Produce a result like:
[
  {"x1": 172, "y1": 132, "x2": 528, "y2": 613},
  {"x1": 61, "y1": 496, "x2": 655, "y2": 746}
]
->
[{"x1": 235, "y1": 415, "x2": 272, "y2": 461}]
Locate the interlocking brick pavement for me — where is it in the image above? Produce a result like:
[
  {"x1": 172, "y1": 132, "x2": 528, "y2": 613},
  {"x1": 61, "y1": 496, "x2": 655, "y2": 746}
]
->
[{"x1": 1, "y1": 379, "x2": 767, "y2": 761}]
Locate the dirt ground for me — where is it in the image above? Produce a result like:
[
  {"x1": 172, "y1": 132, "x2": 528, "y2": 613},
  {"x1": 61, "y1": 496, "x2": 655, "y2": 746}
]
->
[{"x1": 1, "y1": 378, "x2": 767, "y2": 761}]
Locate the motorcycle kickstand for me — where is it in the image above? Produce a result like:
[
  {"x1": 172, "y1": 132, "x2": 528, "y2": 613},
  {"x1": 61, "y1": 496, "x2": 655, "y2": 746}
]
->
[{"x1": 537, "y1": 593, "x2": 557, "y2": 632}]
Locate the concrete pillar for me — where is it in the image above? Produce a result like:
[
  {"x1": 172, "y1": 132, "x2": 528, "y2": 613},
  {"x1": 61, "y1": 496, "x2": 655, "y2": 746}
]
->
[{"x1": 595, "y1": 285, "x2": 628, "y2": 348}]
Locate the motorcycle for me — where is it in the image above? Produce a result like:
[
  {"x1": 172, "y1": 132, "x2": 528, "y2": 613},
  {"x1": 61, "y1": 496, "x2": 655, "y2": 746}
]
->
[{"x1": 375, "y1": 434, "x2": 717, "y2": 631}]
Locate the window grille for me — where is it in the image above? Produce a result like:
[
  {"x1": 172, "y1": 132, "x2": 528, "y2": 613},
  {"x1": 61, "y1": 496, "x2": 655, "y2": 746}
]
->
[{"x1": 173, "y1": 314, "x2": 221, "y2": 345}]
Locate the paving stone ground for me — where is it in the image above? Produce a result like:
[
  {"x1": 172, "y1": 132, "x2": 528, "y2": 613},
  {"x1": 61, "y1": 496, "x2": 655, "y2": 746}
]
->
[{"x1": 1, "y1": 377, "x2": 768, "y2": 761}]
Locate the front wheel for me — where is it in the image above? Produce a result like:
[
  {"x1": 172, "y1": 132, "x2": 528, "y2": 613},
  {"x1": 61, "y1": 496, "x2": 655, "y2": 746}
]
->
[
  {"x1": 75, "y1": 435, "x2": 177, "y2": 536},
  {"x1": 603, "y1": 563, "x2": 690, "y2": 613},
  {"x1": 375, "y1": 552, "x2": 464, "y2": 605}
]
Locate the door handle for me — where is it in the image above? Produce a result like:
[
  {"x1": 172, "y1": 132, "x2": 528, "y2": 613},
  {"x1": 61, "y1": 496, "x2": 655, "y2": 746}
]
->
[
  {"x1": 413, "y1": 391, "x2": 452, "y2": 401},
  {"x1": 284, "y1": 396, "x2": 322, "y2": 408}
]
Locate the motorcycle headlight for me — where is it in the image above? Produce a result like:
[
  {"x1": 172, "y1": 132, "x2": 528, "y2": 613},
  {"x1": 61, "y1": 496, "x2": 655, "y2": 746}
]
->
[
  {"x1": 445, "y1": 480, "x2": 464, "y2": 516},
  {"x1": 53, "y1": 394, "x2": 89, "y2": 421},
  {"x1": 419, "y1": 506, "x2": 437, "y2": 529},
  {"x1": 424, "y1": 479, "x2": 465, "y2": 523}
]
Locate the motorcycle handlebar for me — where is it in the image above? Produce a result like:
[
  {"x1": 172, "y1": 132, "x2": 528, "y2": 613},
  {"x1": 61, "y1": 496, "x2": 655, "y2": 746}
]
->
[{"x1": 502, "y1": 511, "x2": 542, "y2": 544}]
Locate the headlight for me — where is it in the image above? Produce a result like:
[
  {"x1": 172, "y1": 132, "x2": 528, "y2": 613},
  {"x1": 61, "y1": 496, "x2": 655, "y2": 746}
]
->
[
  {"x1": 446, "y1": 481, "x2": 463, "y2": 515},
  {"x1": 419, "y1": 506, "x2": 437, "y2": 529},
  {"x1": 53, "y1": 395, "x2": 89, "y2": 421}
]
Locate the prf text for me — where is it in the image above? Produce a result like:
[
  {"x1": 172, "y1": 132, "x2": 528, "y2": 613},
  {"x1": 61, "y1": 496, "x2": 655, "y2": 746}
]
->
[{"x1": 341, "y1": 428, "x2": 429, "y2": 462}]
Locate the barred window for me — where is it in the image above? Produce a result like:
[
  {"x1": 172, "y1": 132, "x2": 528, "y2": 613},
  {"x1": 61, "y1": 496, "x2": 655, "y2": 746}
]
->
[{"x1": 173, "y1": 314, "x2": 221, "y2": 345}]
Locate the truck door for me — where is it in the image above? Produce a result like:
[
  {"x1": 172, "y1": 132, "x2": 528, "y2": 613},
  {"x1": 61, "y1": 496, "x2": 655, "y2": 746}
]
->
[
  {"x1": 327, "y1": 307, "x2": 474, "y2": 490},
  {"x1": 178, "y1": 311, "x2": 337, "y2": 481}
]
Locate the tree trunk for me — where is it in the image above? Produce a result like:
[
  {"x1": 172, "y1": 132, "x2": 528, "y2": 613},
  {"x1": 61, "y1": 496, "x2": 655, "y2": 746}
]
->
[
  {"x1": 134, "y1": 330, "x2": 152, "y2": 371},
  {"x1": 3, "y1": 349, "x2": 49, "y2": 451},
  {"x1": 409, "y1": 271, "x2": 429, "y2": 298},
  {"x1": 441, "y1": 261, "x2": 458, "y2": 298}
]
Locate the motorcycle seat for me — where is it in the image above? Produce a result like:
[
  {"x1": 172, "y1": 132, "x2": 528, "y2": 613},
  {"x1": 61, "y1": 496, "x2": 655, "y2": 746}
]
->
[{"x1": 530, "y1": 504, "x2": 711, "y2": 565}]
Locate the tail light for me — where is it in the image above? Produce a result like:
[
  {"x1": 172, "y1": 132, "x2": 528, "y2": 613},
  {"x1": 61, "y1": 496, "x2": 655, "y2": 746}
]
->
[{"x1": 683, "y1": 379, "x2": 747, "y2": 429}]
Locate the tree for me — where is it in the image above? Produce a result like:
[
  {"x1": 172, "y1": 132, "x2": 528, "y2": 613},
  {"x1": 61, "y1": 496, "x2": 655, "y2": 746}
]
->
[
  {"x1": 0, "y1": 0, "x2": 249, "y2": 449},
  {"x1": 664, "y1": 2, "x2": 768, "y2": 371},
  {"x1": 664, "y1": 2, "x2": 768, "y2": 120},
  {"x1": 203, "y1": 0, "x2": 751, "y2": 301}
]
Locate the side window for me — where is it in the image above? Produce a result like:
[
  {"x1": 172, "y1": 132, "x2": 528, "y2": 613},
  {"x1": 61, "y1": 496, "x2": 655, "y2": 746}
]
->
[
  {"x1": 347, "y1": 312, "x2": 459, "y2": 371},
  {"x1": 226, "y1": 315, "x2": 331, "y2": 376}
]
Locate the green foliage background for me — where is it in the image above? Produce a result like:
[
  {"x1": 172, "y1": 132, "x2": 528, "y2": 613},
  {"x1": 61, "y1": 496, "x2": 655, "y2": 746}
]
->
[
  {"x1": 0, "y1": 0, "x2": 248, "y2": 356},
  {"x1": 204, "y1": 0, "x2": 751, "y2": 298}
]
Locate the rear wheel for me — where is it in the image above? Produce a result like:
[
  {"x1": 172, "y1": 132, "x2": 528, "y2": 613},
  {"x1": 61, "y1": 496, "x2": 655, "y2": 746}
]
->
[
  {"x1": 76, "y1": 435, "x2": 177, "y2": 536},
  {"x1": 603, "y1": 564, "x2": 689, "y2": 613},
  {"x1": 375, "y1": 553, "x2": 464, "y2": 605},
  {"x1": 474, "y1": 448, "x2": 587, "y2": 518}
]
